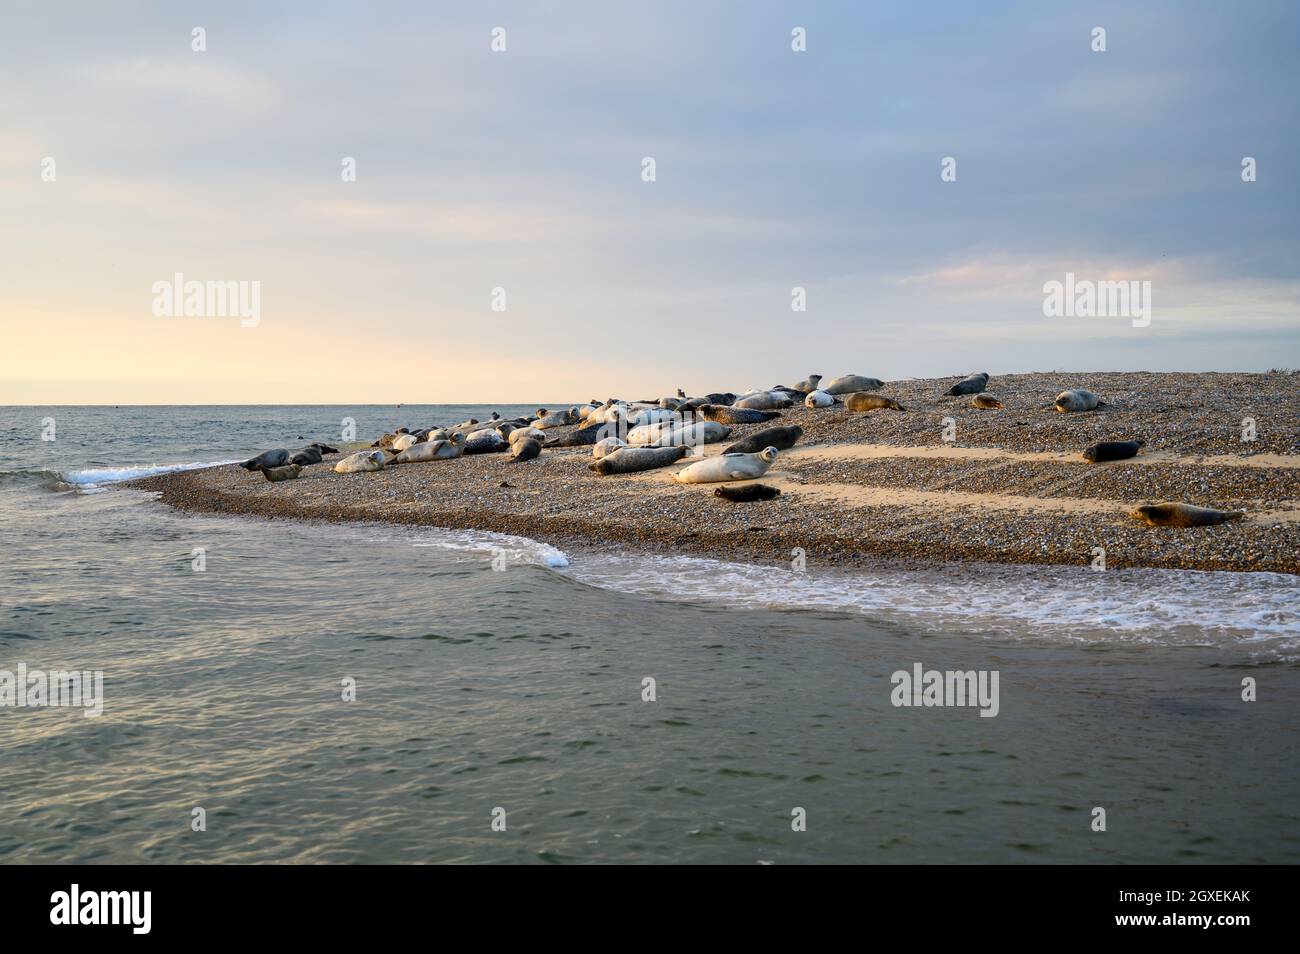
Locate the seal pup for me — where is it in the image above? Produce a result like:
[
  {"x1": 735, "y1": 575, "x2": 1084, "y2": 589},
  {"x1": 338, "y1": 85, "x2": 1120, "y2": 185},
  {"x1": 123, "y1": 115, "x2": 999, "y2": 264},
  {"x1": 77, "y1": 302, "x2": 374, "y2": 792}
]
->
[
  {"x1": 945, "y1": 372, "x2": 989, "y2": 396},
  {"x1": 1054, "y1": 388, "x2": 1104, "y2": 412},
  {"x1": 589, "y1": 445, "x2": 690, "y2": 476},
  {"x1": 592, "y1": 437, "x2": 627, "y2": 459},
  {"x1": 1083, "y1": 439, "x2": 1145, "y2": 463},
  {"x1": 793, "y1": 374, "x2": 823, "y2": 394},
  {"x1": 334, "y1": 450, "x2": 386, "y2": 473},
  {"x1": 723, "y1": 425, "x2": 802, "y2": 455},
  {"x1": 510, "y1": 437, "x2": 542, "y2": 462},
  {"x1": 698, "y1": 404, "x2": 780, "y2": 425},
  {"x1": 824, "y1": 374, "x2": 885, "y2": 395},
  {"x1": 844, "y1": 393, "x2": 906, "y2": 412},
  {"x1": 241, "y1": 449, "x2": 289, "y2": 471},
  {"x1": 805, "y1": 389, "x2": 835, "y2": 408},
  {"x1": 674, "y1": 447, "x2": 778, "y2": 484},
  {"x1": 1130, "y1": 503, "x2": 1246, "y2": 528},
  {"x1": 260, "y1": 463, "x2": 303, "y2": 482},
  {"x1": 971, "y1": 394, "x2": 1003, "y2": 409},
  {"x1": 714, "y1": 483, "x2": 780, "y2": 502}
]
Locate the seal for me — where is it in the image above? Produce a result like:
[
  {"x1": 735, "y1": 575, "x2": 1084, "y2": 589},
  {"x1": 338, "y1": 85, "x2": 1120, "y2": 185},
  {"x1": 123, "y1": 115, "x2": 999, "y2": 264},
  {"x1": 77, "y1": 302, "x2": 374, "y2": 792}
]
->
[
  {"x1": 334, "y1": 450, "x2": 386, "y2": 473},
  {"x1": 698, "y1": 404, "x2": 780, "y2": 425},
  {"x1": 793, "y1": 374, "x2": 823, "y2": 393},
  {"x1": 393, "y1": 433, "x2": 466, "y2": 463},
  {"x1": 714, "y1": 483, "x2": 780, "y2": 502},
  {"x1": 673, "y1": 447, "x2": 778, "y2": 483},
  {"x1": 288, "y1": 446, "x2": 323, "y2": 466},
  {"x1": 627, "y1": 420, "x2": 675, "y2": 445},
  {"x1": 629, "y1": 407, "x2": 677, "y2": 427},
  {"x1": 824, "y1": 374, "x2": 884, "y2": 395},
  {"x1": 1130, "y1": 503, "x2": 1246, "y2": 528},
  {"x1": 945, "y1": 372, "x2": 989, "y2": 396},
  {"x1": 1054, "y1": 388, "x2": 1104, "y2": 412},
  {"x1": 589, "y1": 445, "x2": 690, "y2": 476},
  {"x1": 391, "y1": 433, "x2": 420, "y2": 452},
  {"x1": 722, "y1": 425, "x2": 802, "y2": 455},
  {"x1": 241, "y1": 449, "x2": 289, "y2": 471},
  {"x1": 533, "y1": 408, "x2": 577, "y2": 429},
  {"x1": 1083, "y1": 439, "x2": 1145, "y2": 462},
  {"x1": 509, "y1": 426, "x2": 546, "y2": 446},
  {"x1": 971, "y1": 394, "x2": 1003, "y2": 409},
  {"x1": 465, "y1": 429, "x2": 509, "y2": 454},
  {"x1": 844, "y1": 393, "x2": 905, "y2": 412},
  {"x1": 260, "y1": 463, "x2": 303, "y2": 482},
  {"x1": 734, "y1": 391, "x2": 794, "y2": 410},
  {"x1": 667, "y1": 420, "x2": 731, "y2": 445},
  {"x1": 510, "y1": 437, "x2": 542, "y2": 462},
  {"x1": 804, "y1": 389, "x2": 834, "y2": 408},
  {"x1": 550, "y1": 420, "x2": 616, "y2": 447},
  {"x1": 592, "y1": 436, "x2": 627, "y2": 459}
]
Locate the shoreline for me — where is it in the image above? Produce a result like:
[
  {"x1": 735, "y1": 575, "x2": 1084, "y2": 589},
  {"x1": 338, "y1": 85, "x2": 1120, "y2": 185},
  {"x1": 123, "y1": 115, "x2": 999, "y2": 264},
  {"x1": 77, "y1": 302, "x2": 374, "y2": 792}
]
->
[{"x1": 125, "y1": 371, "x2": 1300, "y2": 576}]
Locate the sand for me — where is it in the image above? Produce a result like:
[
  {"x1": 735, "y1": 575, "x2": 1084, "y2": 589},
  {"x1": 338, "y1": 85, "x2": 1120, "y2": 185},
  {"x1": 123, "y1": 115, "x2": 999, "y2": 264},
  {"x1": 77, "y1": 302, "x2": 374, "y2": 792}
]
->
[{"x1": 126, "y1": 371, "x2": 1300, "y2": 575}]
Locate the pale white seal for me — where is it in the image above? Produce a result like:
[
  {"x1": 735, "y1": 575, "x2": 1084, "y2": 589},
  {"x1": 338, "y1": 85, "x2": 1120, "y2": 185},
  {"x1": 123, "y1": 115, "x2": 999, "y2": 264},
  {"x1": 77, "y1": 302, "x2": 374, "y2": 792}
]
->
[
  {"x1": 334, "y1": 450, "x2": 386, "y2": 473},
  {"x1": 734, "y1": 391, "x2": 793, "y2": 410},
  {"x1": 824, "y1": 374, "x2": 884, "y2": 395},
  {"x1": 393, "y1": 433, "x2": 466, "y2": 462},
  {"x1": 593, "y1": 436, "x2": 627, "y2": 459},
  {"x1": 1054, "y1": 388, "x2": 1103, "y2": 412},
  {"x1": 672, "y1": 447, "x2": 778, "y2": 483}
]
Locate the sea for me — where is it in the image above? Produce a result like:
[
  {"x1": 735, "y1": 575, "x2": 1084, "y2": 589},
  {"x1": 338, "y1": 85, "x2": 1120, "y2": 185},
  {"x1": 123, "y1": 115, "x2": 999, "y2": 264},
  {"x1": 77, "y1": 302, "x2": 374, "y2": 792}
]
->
[{"x1": 1, "y1": 405, "x2": 1297, "y2": 864}]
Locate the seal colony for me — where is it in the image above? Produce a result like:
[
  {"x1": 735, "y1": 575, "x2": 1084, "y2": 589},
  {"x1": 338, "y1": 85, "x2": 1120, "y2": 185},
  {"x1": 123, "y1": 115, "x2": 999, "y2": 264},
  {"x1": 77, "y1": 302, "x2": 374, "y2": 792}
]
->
[{"x1": 127, "y1": 371, "x2": 1300, "y2": 575}]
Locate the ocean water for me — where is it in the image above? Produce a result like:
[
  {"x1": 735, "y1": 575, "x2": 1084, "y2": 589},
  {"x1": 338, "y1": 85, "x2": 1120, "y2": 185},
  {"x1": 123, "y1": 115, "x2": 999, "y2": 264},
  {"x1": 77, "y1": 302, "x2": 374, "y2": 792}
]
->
[{"x1": 1, "y1": 405, "x2": 1298, "y2": 864}]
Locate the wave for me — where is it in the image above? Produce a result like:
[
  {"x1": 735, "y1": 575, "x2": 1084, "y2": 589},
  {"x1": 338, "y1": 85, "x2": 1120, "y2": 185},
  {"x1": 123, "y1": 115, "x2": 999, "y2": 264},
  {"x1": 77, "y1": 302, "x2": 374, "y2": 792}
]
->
[
  {"x1": 0, "y1": 459, "x2": 244, "y2": 494},
  {"x1": 560, "y1": 552, "x2": 1300, "y2": 653},
  {"x1": 410, "y1": 528, "x2": 571, "y2": 568}
]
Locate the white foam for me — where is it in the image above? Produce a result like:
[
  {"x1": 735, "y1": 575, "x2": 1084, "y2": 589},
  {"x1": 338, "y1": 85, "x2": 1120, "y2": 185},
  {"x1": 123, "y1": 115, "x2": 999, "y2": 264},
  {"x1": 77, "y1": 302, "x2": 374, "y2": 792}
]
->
[
  {"x1": 412, "y1": 528, "x2": 570, "y2": 568},
  {"x1": 561, "y1": 553, "x2": 1300, "y2": 652},
  {"x1": 62, "y1": 459, "x2": 244, "y2": 489}
]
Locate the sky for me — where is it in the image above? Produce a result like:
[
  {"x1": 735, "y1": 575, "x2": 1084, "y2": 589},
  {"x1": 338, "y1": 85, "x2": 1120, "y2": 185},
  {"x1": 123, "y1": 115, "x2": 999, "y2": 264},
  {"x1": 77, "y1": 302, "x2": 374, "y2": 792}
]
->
[{"x1": 1, "y1": 0, "x2": 1297, "y2": 404}]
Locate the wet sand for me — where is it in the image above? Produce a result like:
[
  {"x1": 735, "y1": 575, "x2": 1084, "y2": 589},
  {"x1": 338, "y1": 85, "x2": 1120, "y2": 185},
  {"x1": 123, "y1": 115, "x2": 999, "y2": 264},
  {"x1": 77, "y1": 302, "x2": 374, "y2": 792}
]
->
[{"x1": 127, "y1": 371, "x2": 1300, "y2": 574}]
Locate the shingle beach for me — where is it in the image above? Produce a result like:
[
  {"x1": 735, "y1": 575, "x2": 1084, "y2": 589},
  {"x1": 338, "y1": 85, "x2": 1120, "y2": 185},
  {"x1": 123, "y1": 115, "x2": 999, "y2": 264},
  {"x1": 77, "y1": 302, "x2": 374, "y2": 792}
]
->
[{"x1": 127, "y1": 371, "x2": 1300, "y2": 575}]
